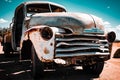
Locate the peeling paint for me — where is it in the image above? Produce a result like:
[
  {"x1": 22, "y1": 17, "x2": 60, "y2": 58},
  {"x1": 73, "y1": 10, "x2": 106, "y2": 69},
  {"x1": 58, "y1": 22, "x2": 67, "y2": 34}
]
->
[
  {"x1": 23, "y1": 25, "x2": 55, "y2": 61},
  {"x1": 44, "y1": 47, "x2": 49, "y2": 54},
  {"x1": 21, "y1": 13, "x2": 110, "y2": 64}
]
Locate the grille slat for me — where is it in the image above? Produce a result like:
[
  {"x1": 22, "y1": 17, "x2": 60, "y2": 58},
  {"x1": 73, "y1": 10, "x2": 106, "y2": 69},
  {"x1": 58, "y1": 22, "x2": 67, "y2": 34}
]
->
[
  {"x1": 56, "y1": 38, "x2": 99, "y2": 42},
  {"x1": 55, "y1": 52, "x2": 110, "y2": 57},
  {"x1": 56, "y1": 47, "x2": 108, "y2": 52},
  {"x1": 55, "y1": 34, "x2": 109, "y2": 57},
  {"x1": 56, "y1": 42, "x2": 106, "y2": 47}
]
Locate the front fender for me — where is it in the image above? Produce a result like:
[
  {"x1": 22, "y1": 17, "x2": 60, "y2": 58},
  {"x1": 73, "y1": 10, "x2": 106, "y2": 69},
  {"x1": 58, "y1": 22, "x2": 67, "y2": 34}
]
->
[{"x1": 23, "y1": 25, "x2": 55, "y2": 62}]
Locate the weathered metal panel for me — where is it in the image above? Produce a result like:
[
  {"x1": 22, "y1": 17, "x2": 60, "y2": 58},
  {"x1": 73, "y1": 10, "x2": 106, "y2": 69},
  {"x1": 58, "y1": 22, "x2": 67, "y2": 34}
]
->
[
  {"x1": 21, "y1": 12, "x2": 110, "y2": 63},
  {"x1": 30, "y1": 13, "x2": 104, "y2": 31},
  {"x1": 55, "y1": 34, "x2": 109, "y2": 58},
  {"x1": 23, "y1": 25, "x2": 55, "y2": 62}
]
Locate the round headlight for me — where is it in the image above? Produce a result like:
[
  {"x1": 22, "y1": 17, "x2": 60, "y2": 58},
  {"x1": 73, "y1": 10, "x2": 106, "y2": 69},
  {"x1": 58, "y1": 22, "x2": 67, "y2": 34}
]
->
[
  {"x1": 107, "y1": 31, "x2": 116, "y2": 42},
  {"x1": 40, "y1": 27, "x2": 53, "y2": 40}
]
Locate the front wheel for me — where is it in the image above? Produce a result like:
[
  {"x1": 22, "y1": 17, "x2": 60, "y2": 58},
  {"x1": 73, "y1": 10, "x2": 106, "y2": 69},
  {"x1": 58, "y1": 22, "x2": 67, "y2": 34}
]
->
[
  {"x1": 3, "y1": 43, "x2": 12, "y2": 57},
  {"x1": 82, "y1": 62, "x2": 104, "y2": 75},
  {"x1": 31, "y1": 46, "x2": 44, "y2": 79}
]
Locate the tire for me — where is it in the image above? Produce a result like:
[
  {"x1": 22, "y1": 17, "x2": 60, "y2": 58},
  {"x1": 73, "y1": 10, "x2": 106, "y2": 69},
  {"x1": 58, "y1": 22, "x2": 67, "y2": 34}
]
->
[
  {"x1": 21, "y1": 40, "x2": 32, "y2": 60},
  {"x1": 31, "y1": 46, "x2": 44, "y2": 79},
  {"x1": 3, "y1": 43, "x2": 11, "y2": 57},
  {"x1": 83, "y1": 62, "x2": 104, "y2": 75}
]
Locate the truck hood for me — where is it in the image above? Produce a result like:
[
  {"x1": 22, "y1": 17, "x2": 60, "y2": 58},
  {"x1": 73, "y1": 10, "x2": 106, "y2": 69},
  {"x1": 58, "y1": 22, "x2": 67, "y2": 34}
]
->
[{"x1": 29, "y1": 12, "x2": 105, "y2": 35}]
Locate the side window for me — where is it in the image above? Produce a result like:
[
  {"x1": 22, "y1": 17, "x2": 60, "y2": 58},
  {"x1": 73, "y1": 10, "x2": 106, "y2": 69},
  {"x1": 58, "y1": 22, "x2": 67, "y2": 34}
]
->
[
  {"x1": 16, "y1": 7, "x2": 24, "y2": 24},
  {"x1": 50, "y1": 4, "x2": 66, "y2": 12}
]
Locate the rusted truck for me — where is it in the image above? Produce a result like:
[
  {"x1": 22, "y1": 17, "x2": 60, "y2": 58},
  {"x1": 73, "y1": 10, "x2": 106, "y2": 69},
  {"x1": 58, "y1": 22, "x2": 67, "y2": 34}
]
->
[
  {"x1": 4, "y1": 1, "x2": 116, "y2": 79},
  {"x1": 3, "y1": 1, "x2": 66, "y2": 56},
  {"x1": 24, "y1": 13, "x2": 115, "y2": 78}
]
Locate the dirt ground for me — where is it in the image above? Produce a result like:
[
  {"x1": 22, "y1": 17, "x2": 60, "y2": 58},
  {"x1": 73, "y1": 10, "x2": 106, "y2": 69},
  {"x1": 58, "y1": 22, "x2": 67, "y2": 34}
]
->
[
  {"x1": 99, "y1": 42, "x2": 120, "y2": 80},
  {"x1": 0, "y1": 42, "x2": 120, "y2": 80},
  {"x1": 99, "y1": 58, "x2": 120, "y2": 80}
]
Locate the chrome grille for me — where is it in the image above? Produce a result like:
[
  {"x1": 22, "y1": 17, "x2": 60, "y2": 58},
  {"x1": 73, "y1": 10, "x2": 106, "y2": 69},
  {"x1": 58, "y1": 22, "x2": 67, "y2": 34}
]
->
[{"x1": 55, "y1": 34, "x2": 109, "y2": 57}]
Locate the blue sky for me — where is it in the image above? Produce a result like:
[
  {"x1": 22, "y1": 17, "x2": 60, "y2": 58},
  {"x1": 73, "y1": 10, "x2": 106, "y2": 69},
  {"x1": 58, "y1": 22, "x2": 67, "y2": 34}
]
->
[
  {"x1": 0, "y1": 0, "x2": 120, "y2": 27},
  {"x1": 0, "y1": 0, "x2": 120, "y2": 39}
]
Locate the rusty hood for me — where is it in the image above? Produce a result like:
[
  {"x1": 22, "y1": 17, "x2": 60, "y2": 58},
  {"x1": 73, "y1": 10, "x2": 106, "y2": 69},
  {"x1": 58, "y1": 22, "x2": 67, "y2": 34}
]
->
[{"x1": 29, "y1": 12, "x2": 105, "y2": 35}]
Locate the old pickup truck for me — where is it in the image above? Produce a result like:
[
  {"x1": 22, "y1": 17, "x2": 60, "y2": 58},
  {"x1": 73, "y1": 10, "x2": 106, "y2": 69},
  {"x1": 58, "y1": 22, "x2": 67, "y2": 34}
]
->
[
  {"x1": 3, "y1": 1, "x2": 116, "y2": 79},
  {"x1": 23, "y1": 13, "x2": 115, "y2": 78},
  {"x1": 3, "y1": 1, "x2": 66, "y2": 56}
]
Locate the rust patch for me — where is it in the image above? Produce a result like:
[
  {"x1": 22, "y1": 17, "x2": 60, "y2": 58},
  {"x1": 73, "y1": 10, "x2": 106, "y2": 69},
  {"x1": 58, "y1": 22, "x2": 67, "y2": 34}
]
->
[
  {"x1": 24, "y1": 20, "x2": 30, "y2": 29},
  {"x1": 41, "y1": 57, "x2": 53, "y2": 62},
  {"x1": 28, "y1": 29, "x2": 38, "y2": 33},
  {"x1": 44, "y1": 47, "x2": 49, "y2": 54},
  {"x1": 24, "y1": 28, "x2": 38, "y2": 37}
]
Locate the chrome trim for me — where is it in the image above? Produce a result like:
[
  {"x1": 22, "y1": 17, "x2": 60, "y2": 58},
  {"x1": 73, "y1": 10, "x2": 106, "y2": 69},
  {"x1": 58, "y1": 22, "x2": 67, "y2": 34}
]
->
[
  {"x1": 55, "y1": 52, "x2": 110, "y2": 57},
  {"x1": 55, "y1": 34, "x2": 109, "y2": 58}
]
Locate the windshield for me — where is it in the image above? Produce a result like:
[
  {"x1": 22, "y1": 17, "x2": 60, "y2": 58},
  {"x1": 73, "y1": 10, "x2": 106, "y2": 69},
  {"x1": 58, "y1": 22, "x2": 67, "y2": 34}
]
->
[
  {"x1": 26, "y1": 4, "x2": 50, "y2": 16},
  {"x1": 26, "y1": 4, "x2": 66, "y2": 17}
]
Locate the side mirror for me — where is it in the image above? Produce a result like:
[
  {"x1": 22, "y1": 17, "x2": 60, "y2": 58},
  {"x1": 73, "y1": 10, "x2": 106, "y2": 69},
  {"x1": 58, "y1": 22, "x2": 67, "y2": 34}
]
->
[{"x1": 107, "y1": 31, "x2": 116, "y2": 43}]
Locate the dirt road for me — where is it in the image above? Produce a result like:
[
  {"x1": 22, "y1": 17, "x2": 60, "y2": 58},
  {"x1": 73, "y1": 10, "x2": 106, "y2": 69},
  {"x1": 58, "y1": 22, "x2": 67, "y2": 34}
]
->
[
  {"x1": 0, "y1": 54, "x2": 120, "y2": 80},
  {"x1": 100, "y1": 58, "x2": 120, "y2": 80},
  {"x1": 0, "y1": 43, "x2": 120, "y2": 80},
  {"x1": 0, "y1": 54, "x2": 98, "y2": 80}
]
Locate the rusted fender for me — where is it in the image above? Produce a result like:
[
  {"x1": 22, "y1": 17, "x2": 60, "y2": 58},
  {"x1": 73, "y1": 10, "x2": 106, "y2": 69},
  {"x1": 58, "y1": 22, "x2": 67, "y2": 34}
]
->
[{"x1": 22, "y1": 25, "x2": 55, "y2": 62}]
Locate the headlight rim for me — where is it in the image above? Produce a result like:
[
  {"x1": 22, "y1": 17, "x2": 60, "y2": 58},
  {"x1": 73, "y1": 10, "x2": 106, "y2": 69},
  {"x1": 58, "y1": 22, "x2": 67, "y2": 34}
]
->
[{"x1": 40, "y1": 27, "x2": 53, "y2": 41}]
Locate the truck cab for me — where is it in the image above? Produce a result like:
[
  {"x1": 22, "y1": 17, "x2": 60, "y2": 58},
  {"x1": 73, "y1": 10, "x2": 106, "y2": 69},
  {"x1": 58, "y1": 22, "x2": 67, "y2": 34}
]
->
[{"x1": 4, "y1": 1, "x2": 66, "y2": 53}]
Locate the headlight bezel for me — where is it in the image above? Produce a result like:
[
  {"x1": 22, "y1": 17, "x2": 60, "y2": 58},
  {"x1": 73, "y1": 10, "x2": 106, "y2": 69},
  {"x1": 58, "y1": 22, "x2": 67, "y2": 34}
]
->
[{"x1": 40, "y1": 27, "x2": 53, "y2": 41}]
